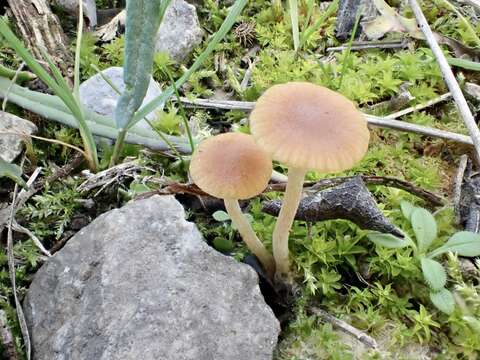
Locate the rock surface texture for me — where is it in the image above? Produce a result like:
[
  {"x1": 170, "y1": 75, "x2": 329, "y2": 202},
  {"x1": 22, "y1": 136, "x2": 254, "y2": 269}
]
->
[
  {"x1": 52, "y1": 0, "x2": 97, "y2": 27},
  {"x1": 24, "y1": 195, "x2": 280, "y2": 360},
  {"x1": 156, "y1": 0, "x2": 204, "y2": 62},
  {"x1": 0, "y1": 111, "x2": 37, "y2": 162},
  {"x1": 79, "y1": 67, "x2": 162, "y2": 131}
]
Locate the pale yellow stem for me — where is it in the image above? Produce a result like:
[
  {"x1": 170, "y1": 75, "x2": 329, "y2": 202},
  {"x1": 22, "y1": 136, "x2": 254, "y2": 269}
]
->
[
  {"x1": 272, "y1": 167, "x2": 307, "y2": 277},
  {"x1": 224, "y1": 198, "x2": 275, "y2": 278}
]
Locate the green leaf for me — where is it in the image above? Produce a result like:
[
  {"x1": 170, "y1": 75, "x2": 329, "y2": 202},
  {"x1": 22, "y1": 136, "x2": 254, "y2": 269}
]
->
[
  {"x1": 0, "y1": 63, "x2": 36, "y2": 84},
  {"x1": 411, "y1": 207, "x2": 437, "y2": 253},
  {"x1": 131, "y1": 0, "x2": 248, "y2": 126},
  {"x1": 213, "y1": 237, "x2": 235, "y2": 252},
  {"x1": 429, "y1": 288, "x2": 455, "y2": 315},
  {"x1": 428, "y1": 231, "x2": 480, "y2": 258},
  {"x1": 463, "y1": 316, "x2": 480, "y2": 334},
  {"x1": 0, "y1": 77, "x2": 191, "y2": 153},
  {"x1": 212, "y1": 210, "x2": 230, "y2": 222},
  {"x1": 400, "y1": 200, "x2": 415, "y2": 220},
  {"x1": 115, "y1": 0, "x2": 169, "y2": 129},
  {"x1": 447, "y1": 57, "x2": 480, "y2": 71},
  {"x1": 367, "y1": 232, "x2": 409, "y2": 248},
  {"x1": 288, "y1": 0, "x2": 299, "y2": 51},
  {"x1": 421, "y1": 257, "x2": 446, "y2": 290},
  {"x1": 0, "y1": 157, "x2": 27, "y2": 188}
]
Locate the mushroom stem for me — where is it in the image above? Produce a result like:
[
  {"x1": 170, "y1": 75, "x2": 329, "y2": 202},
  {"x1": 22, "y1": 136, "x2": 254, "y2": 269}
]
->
[
  {"x1": 224, "y1": 198, "x2": 276, "y2": 278},
  {"x1": 272, "y1": 167, "x2": 307, "y2": 277}
]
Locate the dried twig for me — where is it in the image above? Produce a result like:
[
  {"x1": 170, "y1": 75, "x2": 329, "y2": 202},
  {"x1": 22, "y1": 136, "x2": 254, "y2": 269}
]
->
[
  {"x1": 240, "y1": 58, "x2": 257, "y2": 91},
  {"x1": 309, "y1": 306, "x2": 379, "y2": 350},
  {"x1": 7, "y1": 180, "x2": 31, "y2": 359},
  {"x1": 453, "y1": 154, "x2": 469, "y2": 224},
  {"x1": 263, "y1": 177, "x2": 404, "y2": 236},
  {"x1": 0, "y1": 310, "x2": 18, "y2": 360},
  {"x1": 11, "y1": 220, "x2": 51, "y2": 257},
  {"x1": 77, "y1": 160, "x2": 152, "y2": 195},
  {"x1": 327, "y1": 39, "x2": 408, "y2": 52},
  {"x1": 409, "y1": 0, "x2": 480, "y2": 161},
  {"x1": 136, "y1": 174, "x2": 443, "y2": 206},
  {"x1": 314, "y1": 176, "x2": 444, "y2": 206},
  {"x1": 14, "y1": 152, "x2": 84, "y2": 211},
  {"x1": 269, "y1": 175, "x2": 444, "y2": 207},
  {"x1": 0, "y1": 131, "x2": 86, "y2": 156},
  {"x1": 366, "y1": 115, "x2": 472, "y2": 146},
  {"x1": 179, "y1": 97, "x2": 474, "y2": 146},
  {"x1": 384, "y1": 93, "x2": 452, "y2": 119}
]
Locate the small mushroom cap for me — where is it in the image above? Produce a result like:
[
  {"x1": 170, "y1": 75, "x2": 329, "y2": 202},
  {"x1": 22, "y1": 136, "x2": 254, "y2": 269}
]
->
[
  {"x1": 250, "y1": 82, "x2": 370, "y2": 172},
  {"x1": 190, "y1": 132, "x2": 272, "y2": 200}
]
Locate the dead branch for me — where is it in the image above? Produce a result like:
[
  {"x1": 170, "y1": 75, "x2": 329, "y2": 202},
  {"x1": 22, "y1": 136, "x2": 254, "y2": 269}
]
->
[
  {"x1": 305, "y1": 175, "x2": 444, "y2": 207},
  {"x1": 384, "y1": 93, "x2": 452, "y2": 119},
  {"x1": 6, "y1": 169, "x2": 31, "y2": 359},
  {"x1": 327, "y1": 39, "x2": 408, "y2": 52},
  {"x1": 263, "y1": 177, "x2": 404, "y2": 236},
  {"x1": 409, "y1": 0, "x2": 480, "y2": 162},
  {"x1": 308, "y1": 306, "x2": 379, "y2": 350},
  {"x1": 6, "y1": 0, "x2": 73, "y2": 82},
  {"x1": 77, "y1": 160, "x2": 152, "y2": 195},
  {"x1": 179, "y1": 98, "x2": 474, "y2": 146},
  {"x1": 453, "y1": 154, "x2": 469, "y2": 224},
  {"x1": 135, "y1": 174, "x2": 444, "y2": 207}
]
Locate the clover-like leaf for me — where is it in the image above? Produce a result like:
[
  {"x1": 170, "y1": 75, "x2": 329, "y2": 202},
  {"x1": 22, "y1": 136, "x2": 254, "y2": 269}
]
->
[
  {"x1": 411, "y1": 207, "x2": 437, "y2": 253},
  {"x1": 400, "y1": 200, "x2": 415, "y2": 221},
  {"x1": 421, "y1": 257, "x2": 446, "y2": 290},
  {"x1": 367, "y1": 232, "x2": 409, "y2": 249},
  {"x1": 0, "y1": 157, "x2": 27, "y2": 188},
  {"x1": 430, "y1": 288, "x2": 455, "y2": 315},
  {"x1": 428, "y1": 231, "x2": 480, "y2": 258},
  {"x1": 212, "y1": 210, "x2": 231, "y2": 222}
]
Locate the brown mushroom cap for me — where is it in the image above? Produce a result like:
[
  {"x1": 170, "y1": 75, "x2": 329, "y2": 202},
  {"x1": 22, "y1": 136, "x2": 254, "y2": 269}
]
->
[
  {"x1": 190, "y1": 132, "x2": 273, "y2": 200},
  {"x1": 250, "y1": 82, "x2": 370, "y2": 172}
]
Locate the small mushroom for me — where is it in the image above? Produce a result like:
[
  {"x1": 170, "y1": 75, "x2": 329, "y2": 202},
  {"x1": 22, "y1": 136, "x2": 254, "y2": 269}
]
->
[
  {"x1": 250, "y1": 82, "x2": 370, "y2": 278},
  {"x1": 190, "y1": 132, "x2": 275, "y2": 277}
]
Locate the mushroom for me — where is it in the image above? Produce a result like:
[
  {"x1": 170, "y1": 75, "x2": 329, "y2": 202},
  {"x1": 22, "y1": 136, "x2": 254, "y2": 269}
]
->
[
  {"x1": 249, "y1": 82, "x2": 370, "y2": 278},
  {"x1": 190, "y1": 132, "x2": 275, "y2": 277}
]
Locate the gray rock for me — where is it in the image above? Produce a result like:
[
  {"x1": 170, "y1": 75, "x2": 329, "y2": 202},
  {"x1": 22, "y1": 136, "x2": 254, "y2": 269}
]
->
[
  {"x1": 24, "y1": 195, "x2": 280, "y2": 360},
  {"x1": 156, "y1": 0, "x2": 204, "y2": 62},
  {"x1": 0, "y1": 111, "x2": 37, "y2": 163},
  {"x1": 79, "y1": 67, "x2": 162, "y2": 132},
  {"x1": 52, "y1": 0, "x2": 97, "y2": 27}
]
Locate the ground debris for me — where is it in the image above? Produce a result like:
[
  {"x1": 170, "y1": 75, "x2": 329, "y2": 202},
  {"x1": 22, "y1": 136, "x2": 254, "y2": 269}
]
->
[{"x1": 262, "y1": 176, "x2": 403, "y2": 237}]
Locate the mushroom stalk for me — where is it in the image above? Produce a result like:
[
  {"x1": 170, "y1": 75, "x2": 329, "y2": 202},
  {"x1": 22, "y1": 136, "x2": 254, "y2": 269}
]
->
[
  {"x1": 224, "y1": 198, "x2": 275, "y2": 278},
  {"x1": 272, "y1": 167, "x2": 307, "y2": 277}
]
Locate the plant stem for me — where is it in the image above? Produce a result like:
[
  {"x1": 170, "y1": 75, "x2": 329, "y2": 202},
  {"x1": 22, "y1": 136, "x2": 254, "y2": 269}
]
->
[
  {"x1": 109, "y1": 128, "x2": 127, "y2": 167},
  {"x1": 224, "y1": 198, "x2": 275, "y2": 278},
  {"x1": 145, "y1": 119, "x2": 185, "y2": 163},
  {"x1": 272, "y1": 166, "x2": 307, "y2": 277},
  {"x1": 164, "y1": 68, "x2": 195, "y2": 152}
]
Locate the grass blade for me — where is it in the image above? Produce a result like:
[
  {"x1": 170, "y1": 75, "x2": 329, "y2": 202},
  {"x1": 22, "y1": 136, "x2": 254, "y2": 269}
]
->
[
  {"x1": 74, "y1": 0, "x2": 84, "y2": 100},
  {"x1": 0, "y1": 19, "x2": 98, "y2": 169},
  {"x1": 300, "y1": 0, "x2": 338, "y2": 49},
  {"x1": 288, "y1": 0, "x2": 299, "y2": 51},
  {"x1": 0, "y1": 19, "x2": 59, "y2": 93},
  {"x1": 447, "y1": 57, "x2": 480, "y2": 71}
]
